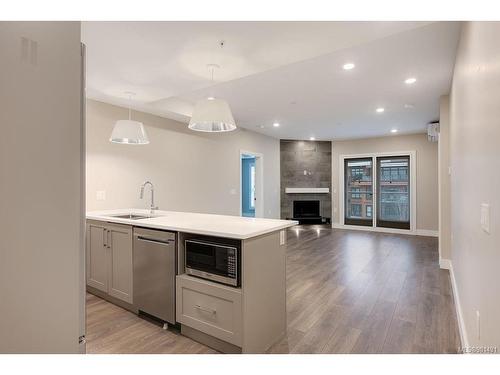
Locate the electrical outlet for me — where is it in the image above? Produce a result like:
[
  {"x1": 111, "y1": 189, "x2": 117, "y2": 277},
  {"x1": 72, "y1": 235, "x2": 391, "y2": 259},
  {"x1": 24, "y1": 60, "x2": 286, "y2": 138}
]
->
[
  {"x1": 96, "y1": 190, "x2": 106, "y2": 201},
  {"x1": 476, "y1": 310, "x2": 481, "y2": 340},
  {"x1": 480, "y1": 203, "x2": 490, "y2": 234}
]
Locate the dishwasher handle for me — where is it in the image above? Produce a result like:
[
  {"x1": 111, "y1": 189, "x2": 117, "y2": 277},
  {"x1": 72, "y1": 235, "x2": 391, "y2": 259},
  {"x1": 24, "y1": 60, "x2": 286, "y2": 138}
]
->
[{"x1": 135, "y1": 235, "x2": 175, "y2": 246}]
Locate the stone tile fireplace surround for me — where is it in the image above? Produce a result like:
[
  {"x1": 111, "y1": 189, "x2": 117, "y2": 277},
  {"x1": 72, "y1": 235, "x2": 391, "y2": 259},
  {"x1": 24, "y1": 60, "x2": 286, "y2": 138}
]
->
[{"x1": 280, "y1": 140, "x2": 332, "y2": 222}]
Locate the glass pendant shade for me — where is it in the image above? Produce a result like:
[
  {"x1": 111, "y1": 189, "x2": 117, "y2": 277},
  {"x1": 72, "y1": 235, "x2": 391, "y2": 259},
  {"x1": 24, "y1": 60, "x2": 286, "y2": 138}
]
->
[
  {"x1": 110, "y1": 120, "x2": 150, "y2": 145},
  {"x1": 188, "y1": 97, "x2": 237, "y2": 132}
]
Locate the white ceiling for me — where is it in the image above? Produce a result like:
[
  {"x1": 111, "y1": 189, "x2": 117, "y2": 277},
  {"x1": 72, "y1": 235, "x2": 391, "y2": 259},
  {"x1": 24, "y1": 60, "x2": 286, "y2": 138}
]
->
[{"x1": 82, "y1": 21, "x2": 460, "y2": 140}]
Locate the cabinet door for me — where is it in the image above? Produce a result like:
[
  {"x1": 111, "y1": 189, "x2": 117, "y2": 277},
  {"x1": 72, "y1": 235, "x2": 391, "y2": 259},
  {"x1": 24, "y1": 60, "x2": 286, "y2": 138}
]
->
[
  {"x1": 107, "y1": 223, "x2": 133, "y2": 304},
  {"x1": 86, "y1": 221, "x2": 108, "y2": 293}
]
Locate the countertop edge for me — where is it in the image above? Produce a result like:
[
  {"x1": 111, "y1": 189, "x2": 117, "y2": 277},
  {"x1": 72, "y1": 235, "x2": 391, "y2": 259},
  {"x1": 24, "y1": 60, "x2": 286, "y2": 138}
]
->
[{"x1": 86, "y1": 211, "x2": 298, "y2": 240}]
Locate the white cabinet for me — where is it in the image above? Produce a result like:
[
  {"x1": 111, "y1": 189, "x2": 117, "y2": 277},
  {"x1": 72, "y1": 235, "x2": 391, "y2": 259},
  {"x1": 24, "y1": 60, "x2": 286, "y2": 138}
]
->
[
  {"x1": 86, "y1": 221, "x2": 108, "y2": 293},
  {"x1": 176, "y1": 274, "x2": 242, "y2": 346},
  {"x1": 86, "y1": 220, "x2": 133, "y2": 304},
  {"x1": 176, "y1": 230, "x2": 286, "y2": 353}
]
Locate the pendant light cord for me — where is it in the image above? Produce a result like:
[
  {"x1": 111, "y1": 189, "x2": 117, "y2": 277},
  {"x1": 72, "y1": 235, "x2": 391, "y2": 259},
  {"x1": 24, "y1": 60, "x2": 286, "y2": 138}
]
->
[{"x1": 128, "y1": 93, "x2": 132, "y2": 120}]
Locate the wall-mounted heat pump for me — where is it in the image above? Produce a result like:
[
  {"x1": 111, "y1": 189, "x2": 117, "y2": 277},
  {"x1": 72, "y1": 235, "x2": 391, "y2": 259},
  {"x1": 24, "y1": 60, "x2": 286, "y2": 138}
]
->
[{"x1": 427, "y1": 122, "x2": 439, "y2": 142}]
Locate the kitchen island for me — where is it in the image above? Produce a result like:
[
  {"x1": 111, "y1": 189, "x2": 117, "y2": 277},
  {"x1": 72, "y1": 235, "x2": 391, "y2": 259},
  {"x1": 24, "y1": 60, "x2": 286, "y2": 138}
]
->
[{"x1": 86, "y1": 209, "x2": 297, "y2": 353}]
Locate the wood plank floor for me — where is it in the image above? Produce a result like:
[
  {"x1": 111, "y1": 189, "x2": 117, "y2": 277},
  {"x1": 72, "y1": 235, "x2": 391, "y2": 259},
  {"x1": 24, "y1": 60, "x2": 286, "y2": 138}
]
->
[
  {"x1": 269, "y1": 225, "x2": 460, "y2": 354},
  {"x1": 86, "y1": 225, "x2": 460, "y2": 354},
  {"x1": 86, "y1": 293, "x2": 217, "y2": 354}
]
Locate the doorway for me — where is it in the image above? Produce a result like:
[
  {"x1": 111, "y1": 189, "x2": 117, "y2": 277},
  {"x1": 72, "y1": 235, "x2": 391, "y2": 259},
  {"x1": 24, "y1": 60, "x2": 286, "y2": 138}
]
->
[
  {"x1": 240, "y1": 150, "x2": 264, "y2": 218},
  {"x1": 344, "y1": 157, "x2": 374, "y2": 227},
  {"x1": 241, "y1": 155, "x2": 256, "y2": 217},
  {"x1": 341, "y1": 151, "x2": 415, "y2": 233},
  {"x1": 376, "y1": 156, "x2": 410, "y2": 229}
]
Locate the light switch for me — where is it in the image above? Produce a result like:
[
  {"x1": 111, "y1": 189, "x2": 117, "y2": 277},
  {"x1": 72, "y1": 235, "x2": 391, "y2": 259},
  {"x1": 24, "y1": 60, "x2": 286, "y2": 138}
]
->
[
  {"x1": 96, "y1": 190, "x2": 106, "y2": 201},
  {"x1": 229, "y1": 189, "x2": 237, "y2": 195},
  {"x1": 480, "y1": 203, "x2": 490, "y2": 234}
]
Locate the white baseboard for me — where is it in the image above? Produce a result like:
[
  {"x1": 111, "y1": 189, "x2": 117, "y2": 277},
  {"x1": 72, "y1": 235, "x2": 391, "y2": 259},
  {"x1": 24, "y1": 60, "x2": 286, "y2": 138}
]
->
[
  {"x1": 332, "y1": 223, "x2": 438, "y2": 237},
  {"x1": 416, "y1": 229, "x2": 439, "y2": 237},
  {"x1": 448, "y1": 262, "x2": 469, "y2": 350},
  {"x1": 439, "y1": 258, "x2": 452, "y2": 270}
]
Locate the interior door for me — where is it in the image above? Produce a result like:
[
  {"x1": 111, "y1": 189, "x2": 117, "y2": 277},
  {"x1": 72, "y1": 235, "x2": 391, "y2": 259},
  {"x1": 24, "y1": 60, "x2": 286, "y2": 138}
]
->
[
  {"x1": 344, "y1": 158, "x2": 373, "y2": 226},
  {"x1": 376, "y1": 156, "x2": 411, "y2": 229}
]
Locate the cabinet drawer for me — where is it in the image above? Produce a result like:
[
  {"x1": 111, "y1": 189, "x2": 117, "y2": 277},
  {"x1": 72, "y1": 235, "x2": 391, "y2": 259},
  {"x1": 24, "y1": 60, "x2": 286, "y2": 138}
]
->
[{"x1": 176, "y1": 275, "x2": 242, "y2": 346}]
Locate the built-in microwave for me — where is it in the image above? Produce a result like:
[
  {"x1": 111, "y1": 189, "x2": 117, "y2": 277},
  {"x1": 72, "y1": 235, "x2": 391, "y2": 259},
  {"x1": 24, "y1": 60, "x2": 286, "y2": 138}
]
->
[{"x1": 185, "y1": 239, "x2": 240, "y2": 287}]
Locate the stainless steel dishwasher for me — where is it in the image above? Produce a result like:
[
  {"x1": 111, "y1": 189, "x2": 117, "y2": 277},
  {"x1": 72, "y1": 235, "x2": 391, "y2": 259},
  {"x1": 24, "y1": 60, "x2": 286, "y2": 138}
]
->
[{"x1": 133, "y1": 227, "x2": 176, "y2": 326}]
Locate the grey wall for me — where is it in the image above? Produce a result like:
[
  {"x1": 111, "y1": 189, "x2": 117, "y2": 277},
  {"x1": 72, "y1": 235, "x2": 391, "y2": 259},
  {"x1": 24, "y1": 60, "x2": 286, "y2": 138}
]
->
[
  {"x1": 0, "y1": 22, "x2": 84, "y2": 353},
  {"x1": 438, "y1": 95, "x2": 452, "y2": 261},
  {"x1": 449, "y1": 21, "x2": 500, "y2": 348},
  {"x1": 331, "y1": 134, "x2": 439, "y2": 232},
  {"x1": 280, "y1": 140, "x2": 332, "y2": 220}
]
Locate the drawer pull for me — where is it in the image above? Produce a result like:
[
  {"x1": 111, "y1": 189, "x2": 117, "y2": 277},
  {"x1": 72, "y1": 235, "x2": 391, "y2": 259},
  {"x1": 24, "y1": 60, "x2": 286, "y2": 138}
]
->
[{"x1": 195, "y1": 304, "x2": 216, "y2": 315}]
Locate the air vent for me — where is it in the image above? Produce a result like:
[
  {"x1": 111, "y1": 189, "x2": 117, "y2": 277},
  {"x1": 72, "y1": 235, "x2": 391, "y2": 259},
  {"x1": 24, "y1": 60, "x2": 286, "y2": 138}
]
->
[{"x1": 427, "y1": 122, "x2": 439, "y2": 142}]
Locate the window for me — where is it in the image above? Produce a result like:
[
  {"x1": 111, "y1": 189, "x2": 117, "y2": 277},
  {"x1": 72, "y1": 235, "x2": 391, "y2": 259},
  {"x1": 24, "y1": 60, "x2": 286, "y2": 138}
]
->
[
  {"x1": 344, "y1": 158, "x2": 373, "y2": 226},
  {"x1": 352, "y1": 187, "x2": 361, "y2": 199},
  {"x1": 377, "y1": 156, "x2": 410, "y2": 229},
  {"x1": 343, "y1": 154, "x2": 412, "y2": 230},
  {"x1": 351, "y1": 204, "x2": 362, "y2": 217},
  {"x1": 351, "y1": 167, "x2": 364, "y2": 181}
]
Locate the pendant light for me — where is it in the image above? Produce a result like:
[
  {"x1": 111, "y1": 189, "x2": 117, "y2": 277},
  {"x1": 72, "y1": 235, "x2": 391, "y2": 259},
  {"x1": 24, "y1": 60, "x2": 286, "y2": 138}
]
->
[
  {"x1": 188, "y1": 64, "x2": 237, "y2": 132},
  {"x1": 110, "y1": 92, "x2": 150, "y2": 144}
]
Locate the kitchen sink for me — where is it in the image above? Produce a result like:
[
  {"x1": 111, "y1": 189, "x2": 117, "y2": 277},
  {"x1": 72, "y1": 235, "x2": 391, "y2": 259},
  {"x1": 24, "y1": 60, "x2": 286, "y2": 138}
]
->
[{"x1": 109, "y1": 214, "x2": 157, "y2": 220}]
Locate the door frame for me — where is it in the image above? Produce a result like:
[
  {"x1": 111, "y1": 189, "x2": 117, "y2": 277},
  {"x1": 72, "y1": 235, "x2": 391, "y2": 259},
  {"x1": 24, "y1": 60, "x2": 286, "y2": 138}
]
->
[
  {"x1": 239, "y1": 150, "x2": 264, "y2": 218},
  {"x1": 338, "y1": 151, "x2": 417, "y2": 235}
]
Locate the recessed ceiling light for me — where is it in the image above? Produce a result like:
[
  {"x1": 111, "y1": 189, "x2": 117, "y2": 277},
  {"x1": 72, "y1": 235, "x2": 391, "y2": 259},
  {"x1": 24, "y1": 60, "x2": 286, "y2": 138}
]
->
[
  {"x1": 391, "y1": 129, "x2": 398, "y2": 133},
  {"x1": 309, "y1": 137, "x2": 316, "y2": 141},
  {"x1": 343, "y1": 63, "x2": 355, "y2": 70},
  {"x1": 273, "y1": 122, "x2": 280, "y2": 127},
  {"x1": 405, "y1": 77, "x2": 417, "y2": 85},
  {"x1": 376, "y1": 107, "x2": 385, "y2": 113},
  {"x1": 259, "y1": 125, "x2": 265, "y2": 129},
  {"x1": 404, "y1": 104, "x2": 415, "y2": 109}
]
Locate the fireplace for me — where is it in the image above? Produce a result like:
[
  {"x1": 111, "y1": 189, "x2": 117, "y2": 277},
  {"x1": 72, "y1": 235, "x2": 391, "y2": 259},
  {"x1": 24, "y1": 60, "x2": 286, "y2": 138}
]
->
[{"x1": 293, "y1": 200, "x2": 322, "y2": 224}]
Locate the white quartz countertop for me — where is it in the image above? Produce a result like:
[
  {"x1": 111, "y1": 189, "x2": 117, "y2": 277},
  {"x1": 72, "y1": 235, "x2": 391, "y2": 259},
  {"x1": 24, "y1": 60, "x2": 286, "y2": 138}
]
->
[{"x1": 86, "y1": 209, "x2": 298, "y2": 240}]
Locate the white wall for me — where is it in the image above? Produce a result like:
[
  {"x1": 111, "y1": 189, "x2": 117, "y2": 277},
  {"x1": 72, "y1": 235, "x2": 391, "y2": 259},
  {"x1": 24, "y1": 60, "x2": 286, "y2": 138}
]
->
[
  {"x1": 449, "y1": 22, "x2": 500, "y2": 348},
  {"x1": 331, "y1": 133, "x2": 439, "y2": 232},
  {"x1": 86, "y1": 99, "x2": 281, "y2": 218},
  {"x1": 438, "y1": 95, "x2": 452, "y2": 262},
  {"x1": 0, "y1": 22, "x2": 84, "y2": 353}
]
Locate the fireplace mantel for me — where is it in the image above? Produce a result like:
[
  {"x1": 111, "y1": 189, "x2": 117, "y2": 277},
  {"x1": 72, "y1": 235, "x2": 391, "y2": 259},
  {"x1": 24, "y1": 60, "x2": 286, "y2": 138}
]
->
[{"x1": 285, "y1": 187, "x2": 330, "y2": 194}]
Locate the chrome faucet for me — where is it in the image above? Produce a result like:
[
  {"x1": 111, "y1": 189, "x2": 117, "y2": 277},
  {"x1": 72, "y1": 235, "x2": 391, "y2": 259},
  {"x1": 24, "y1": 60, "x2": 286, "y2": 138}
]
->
[{"x1": 140, "y1": 180, "x2": 159, "y2": 214}]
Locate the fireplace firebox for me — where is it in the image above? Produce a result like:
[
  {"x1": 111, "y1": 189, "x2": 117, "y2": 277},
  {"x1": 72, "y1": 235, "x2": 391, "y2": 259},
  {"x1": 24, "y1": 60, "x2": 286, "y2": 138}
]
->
[{"x1": 292, "y1": 200, "x2": 323, "y2": 224}]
